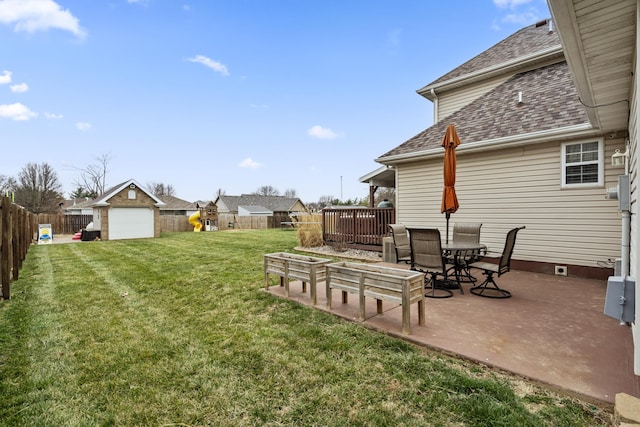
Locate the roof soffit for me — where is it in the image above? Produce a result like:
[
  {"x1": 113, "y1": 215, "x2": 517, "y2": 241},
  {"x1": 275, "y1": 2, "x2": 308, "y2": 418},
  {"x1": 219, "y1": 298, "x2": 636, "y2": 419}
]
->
[{"x1": 548, "y1": 0, "x2": 635, "y2": 132}]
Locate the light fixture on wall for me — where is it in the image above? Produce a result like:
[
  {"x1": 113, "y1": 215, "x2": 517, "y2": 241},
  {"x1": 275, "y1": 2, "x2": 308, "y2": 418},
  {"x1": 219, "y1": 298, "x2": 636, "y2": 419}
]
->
[{"x1": 612, "y1": 148, "x2": 629, "y2": 167}]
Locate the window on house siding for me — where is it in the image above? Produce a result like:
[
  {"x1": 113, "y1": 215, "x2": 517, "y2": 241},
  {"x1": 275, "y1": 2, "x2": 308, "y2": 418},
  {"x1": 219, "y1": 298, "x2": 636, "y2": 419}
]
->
[{"x1": 561, "y1": 140, "x2": 603, "y2": 188}]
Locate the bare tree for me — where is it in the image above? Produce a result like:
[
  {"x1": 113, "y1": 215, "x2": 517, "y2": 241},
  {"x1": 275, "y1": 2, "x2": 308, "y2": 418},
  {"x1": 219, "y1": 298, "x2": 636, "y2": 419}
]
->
[
  {"x1": 14, "y1": 162, "x2": 64, "y2": 213},
  {"x1": 215, "y1": 188, "x2": 226, "y2": 198},
  {"x1": 283, "y1": 188, "x2": 297, "y2": 198},
  {"x1": 0, "y1": 174, "x2": 17, "y2": 195},
  {"x1": 317, "y1": 195, "x2": 334, "y2": 209},
  {"x1": 73, "y1": 153, "x2": 112, "y2": 198},
  {"x1": 254, "y1": 185, "x2": 280, "y2": 196},
  {"x1": 147, "y1": 182, "x2": 176, "y2": 197}
]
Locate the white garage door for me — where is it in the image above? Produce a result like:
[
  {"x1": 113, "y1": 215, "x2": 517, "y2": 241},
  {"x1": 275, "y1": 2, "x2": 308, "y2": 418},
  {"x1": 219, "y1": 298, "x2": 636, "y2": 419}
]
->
[{"x1": 109, "y1": 208, "x2": 154, "y2": 240}]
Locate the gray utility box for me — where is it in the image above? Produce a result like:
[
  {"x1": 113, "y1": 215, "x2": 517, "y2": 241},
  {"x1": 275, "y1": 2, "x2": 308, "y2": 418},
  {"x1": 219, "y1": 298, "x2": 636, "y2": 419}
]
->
[{"x1": 604, "y1": 276, "x2": 636, "y2": 323}]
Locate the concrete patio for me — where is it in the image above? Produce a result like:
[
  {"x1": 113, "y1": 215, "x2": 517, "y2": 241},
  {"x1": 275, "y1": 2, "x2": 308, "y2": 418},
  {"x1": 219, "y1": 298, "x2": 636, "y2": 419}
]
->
[{"x1": 266, "y1": 262, "x2": 639, "y2": 406}]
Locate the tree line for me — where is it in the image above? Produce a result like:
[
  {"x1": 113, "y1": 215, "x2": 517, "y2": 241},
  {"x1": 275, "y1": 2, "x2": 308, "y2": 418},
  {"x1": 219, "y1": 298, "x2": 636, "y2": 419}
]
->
[{"x1": 1, "y1": 156, "x2": 395, "y2": 215}]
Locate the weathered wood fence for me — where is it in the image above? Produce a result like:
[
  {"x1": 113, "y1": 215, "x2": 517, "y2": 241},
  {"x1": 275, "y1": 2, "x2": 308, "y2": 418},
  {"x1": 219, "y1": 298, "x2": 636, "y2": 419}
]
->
[
  {"x1": 1, "y1": 196, "x2": 38, "y2": 300},
  {"x1": 36, "y1": 213, "x2": 93, "y2": 235}
]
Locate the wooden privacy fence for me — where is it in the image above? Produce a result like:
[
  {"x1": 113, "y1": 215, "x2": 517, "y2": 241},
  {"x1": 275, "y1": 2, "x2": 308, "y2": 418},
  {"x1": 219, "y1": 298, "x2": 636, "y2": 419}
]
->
[
  {"x1": 322, "y1": 208, "x2": 395, "y2": 251},
  {"x1": 36, "y1": 213, "x2": 93, "y2": 235},
  {"x1": 160, "y1": 213, "x2": 286, "y2": 232},
  {"x1": 1, "y1": 196, "x2": 38, "y2": 300}
]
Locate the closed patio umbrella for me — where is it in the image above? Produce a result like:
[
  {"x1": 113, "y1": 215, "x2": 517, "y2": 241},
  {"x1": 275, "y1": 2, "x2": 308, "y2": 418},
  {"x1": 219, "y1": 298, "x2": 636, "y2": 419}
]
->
[{"x1": 441, "y1": 124, "x2": 460, "y2": 244}]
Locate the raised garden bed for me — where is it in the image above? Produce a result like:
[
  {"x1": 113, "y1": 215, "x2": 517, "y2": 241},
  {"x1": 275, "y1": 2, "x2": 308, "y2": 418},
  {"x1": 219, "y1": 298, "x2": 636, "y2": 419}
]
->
[
  {"x1": 264, "y1": 252, "x2": 332, "y2": 305},
  {"x1": 325, "y1": 261, "x2": 425, "y2": 335}
]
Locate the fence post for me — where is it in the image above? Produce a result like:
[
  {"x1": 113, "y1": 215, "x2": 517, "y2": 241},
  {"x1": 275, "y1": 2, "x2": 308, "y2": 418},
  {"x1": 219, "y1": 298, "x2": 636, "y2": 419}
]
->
[
  {"x1": 1, "y1": 196, "x2": 12, "y2": 300},
  {"x1": 11, "y1": 203, "x2": 19, "y2": 280}
]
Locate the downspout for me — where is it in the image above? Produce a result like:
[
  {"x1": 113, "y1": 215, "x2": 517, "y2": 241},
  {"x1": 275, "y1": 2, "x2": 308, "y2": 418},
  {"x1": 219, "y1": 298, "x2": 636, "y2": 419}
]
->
[
  {"x1": 431, "y1": 88, "x2": 439, "y2": 124},
  {"x1": 622, "y1": 141, "x2": 631, "y2": 277}
]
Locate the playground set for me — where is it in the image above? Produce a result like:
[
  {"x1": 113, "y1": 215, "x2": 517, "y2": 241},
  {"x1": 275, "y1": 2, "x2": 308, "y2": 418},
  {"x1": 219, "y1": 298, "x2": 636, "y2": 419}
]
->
[{"x1": 188, "y1": 201, "x2": 219, "y2": 232}]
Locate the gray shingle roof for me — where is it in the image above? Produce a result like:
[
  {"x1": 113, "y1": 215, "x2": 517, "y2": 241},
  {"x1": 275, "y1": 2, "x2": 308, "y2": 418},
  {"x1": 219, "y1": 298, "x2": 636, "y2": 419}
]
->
[
  {"x1": 428, "y1": 19, "x2": 560, "y2": 87},
  {"x1": 157, "y1": 194, "x2": 197, "y2": 210},
  {"x1": 379, "y1": 61, "x2": 588, "y2": 159},
  {"x1": 217, "y1": 195, "x2": 304, "y2": 212}
]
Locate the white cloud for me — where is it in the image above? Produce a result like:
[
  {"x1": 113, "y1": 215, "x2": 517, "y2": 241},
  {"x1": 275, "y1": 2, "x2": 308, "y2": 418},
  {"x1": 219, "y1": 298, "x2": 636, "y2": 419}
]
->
[
  {"x1": 238, "y1": 158, "x2": 262, "y2": 169},
  {"x1": 44, "y1": 111, "x2": 63, "y2": 119},
  {"x1": 0, "y1": 0, "x2": 86, "y2": 37},
  {"x1": 0, "y1": 102, "x2": 37, "y2": 120},
  {"x1": 0, "y1": 70, "x2": 11, "y2": 84},
  {"x1": 307, "y1": 125, "x2": 341, "y2": 140},
  {"x1": 10, "y1": 82, "x2": 28, "y2": 93},
  {"x1": 187, "y1": 55, "x2": 229, "y2": 76},
  {"x1": 503, "y1": 11, "x2": 542, "y2": 25},
  {"x1": 493, "y1": 0, "x2": 534, "y2": 8},
  {"x1": 76, "y1": 121, "x2": 91, "y2": 131}
]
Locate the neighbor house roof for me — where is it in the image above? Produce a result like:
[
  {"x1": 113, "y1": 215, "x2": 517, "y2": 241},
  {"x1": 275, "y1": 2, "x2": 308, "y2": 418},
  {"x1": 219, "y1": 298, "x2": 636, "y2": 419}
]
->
[
  {"x1": 378, "y1": 61, "x2": 590, "y2": 162},
  {"x1": 157, "y1": 194, "x2": 197, "y2": 211},
  {"x1": 216, "y1": 195, "x2": 305, "y2": 212},
  {"x1": 63, "y1": 198, "x2": 94, "y2": 211},
  {"x1": 91, "y1": 179, "x2": 166, "y2": 207},
  {"x1": 238, "y1": 205, "x2": 273, "y2": 215},
  {"x1": 420, "y1": 19, "x2": 562, "y2": 97}
]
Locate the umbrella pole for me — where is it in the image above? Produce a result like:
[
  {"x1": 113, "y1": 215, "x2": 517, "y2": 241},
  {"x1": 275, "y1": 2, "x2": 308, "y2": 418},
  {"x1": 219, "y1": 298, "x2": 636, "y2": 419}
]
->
[{"x1": 445, "y1": 212, "x2": 450, "y2": 244}]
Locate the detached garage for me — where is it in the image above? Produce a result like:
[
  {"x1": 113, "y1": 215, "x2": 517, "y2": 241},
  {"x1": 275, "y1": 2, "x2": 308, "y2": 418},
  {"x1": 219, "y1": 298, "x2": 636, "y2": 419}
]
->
[{"x1": 90, "y1": 179, "x2": 165, "y2": 241}]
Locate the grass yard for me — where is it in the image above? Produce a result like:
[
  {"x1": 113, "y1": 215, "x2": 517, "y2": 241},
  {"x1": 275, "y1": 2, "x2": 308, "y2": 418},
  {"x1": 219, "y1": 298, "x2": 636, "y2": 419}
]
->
[{"x1": 0, "y1": 230, "x2": 610, "y2": 426}]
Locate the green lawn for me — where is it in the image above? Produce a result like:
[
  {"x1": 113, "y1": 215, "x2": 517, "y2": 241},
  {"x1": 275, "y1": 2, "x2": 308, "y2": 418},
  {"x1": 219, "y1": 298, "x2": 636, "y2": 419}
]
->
[{"x1": 0, "y1": 230, "x2": 610, "y2": 426}]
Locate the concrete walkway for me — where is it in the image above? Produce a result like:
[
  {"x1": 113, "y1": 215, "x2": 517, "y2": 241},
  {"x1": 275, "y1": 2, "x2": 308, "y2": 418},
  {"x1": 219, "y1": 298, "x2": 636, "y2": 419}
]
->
[{"x1": 266, "y1": 263, "x2": 639, "y2": 406}]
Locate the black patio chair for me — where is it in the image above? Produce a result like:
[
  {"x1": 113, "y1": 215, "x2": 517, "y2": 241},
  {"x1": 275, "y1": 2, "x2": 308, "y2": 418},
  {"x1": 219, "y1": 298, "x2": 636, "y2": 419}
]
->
[
  {"x1": 388, "y1": 224, "x2": 411, "y2": 264},
  {"x1": 469, "y1": 226, "x2": 525, "y2": 298},
  {"x1": 408, "y1": 228, "x2": 458, "y2": 298}
]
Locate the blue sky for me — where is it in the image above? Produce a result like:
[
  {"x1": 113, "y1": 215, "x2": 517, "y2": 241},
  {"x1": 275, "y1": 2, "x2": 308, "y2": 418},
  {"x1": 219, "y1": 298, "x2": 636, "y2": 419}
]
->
[{"x1": 0, "y1": 0, "x2": 550, "y2": 203}]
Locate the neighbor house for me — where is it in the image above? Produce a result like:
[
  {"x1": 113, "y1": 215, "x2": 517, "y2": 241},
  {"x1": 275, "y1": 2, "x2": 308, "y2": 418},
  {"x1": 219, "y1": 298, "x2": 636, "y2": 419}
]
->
[
  {"x1": 156, "y1": 194, "x2": 198, "y2": 216},
  {"x1": 368, "y1": 17, "x2": 624, "y2": 280},
  {"x1": 63, "y1": 198, "x2": 94, "y2": 215},
  {"x1": 546, "y1": 0, "x2": 639, "y2": 376},
  {"x1": 90, "y1": 179, "x2": 165, "y2": 240},
  {"x1": 215, "y1": 194, "x2": 308, "y2": 226}
]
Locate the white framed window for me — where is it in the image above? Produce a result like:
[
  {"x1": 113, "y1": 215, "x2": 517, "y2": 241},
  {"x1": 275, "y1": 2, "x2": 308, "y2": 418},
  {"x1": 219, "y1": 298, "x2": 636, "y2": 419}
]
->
[{"x1": 561, "y1": 139, "x2": 604, "y2": 188}]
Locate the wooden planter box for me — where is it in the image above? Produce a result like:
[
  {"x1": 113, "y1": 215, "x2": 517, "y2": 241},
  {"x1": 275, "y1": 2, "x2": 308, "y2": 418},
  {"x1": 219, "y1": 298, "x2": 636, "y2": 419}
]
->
[
  {"x1": 264, "y1": 252, "x2": 332, "y2": 305},
  {"x1": 326, "y1": 262, "x2": 425, "y2": 334}
]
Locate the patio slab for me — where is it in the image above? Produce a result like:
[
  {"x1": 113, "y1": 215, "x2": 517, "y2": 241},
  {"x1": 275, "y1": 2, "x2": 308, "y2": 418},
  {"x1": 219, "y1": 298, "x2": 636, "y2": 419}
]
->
[{"x1": 266, "y1": 263, "x2": 640, "y2": 405}]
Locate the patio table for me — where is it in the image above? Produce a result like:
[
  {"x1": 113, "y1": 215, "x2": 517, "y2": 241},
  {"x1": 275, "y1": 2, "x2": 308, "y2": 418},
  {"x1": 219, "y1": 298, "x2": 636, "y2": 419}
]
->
[{"x1": 441, "y1": 242, "x2": 487, "y2": 290}]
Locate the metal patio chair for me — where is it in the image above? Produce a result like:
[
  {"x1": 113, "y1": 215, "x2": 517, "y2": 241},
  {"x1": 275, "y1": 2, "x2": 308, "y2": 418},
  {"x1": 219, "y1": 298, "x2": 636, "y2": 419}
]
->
[
  {"x1": 409, "y1": 227, "x2": 458, "y2": 298},
  {"x1": 388, "y1": 224, "x2": 411, "y2": 264},
  {"x1": 469, "y1": 226, "x2": 525, "y2": 298},
  {"x1": 451, "y1": 223, "x2": 484, "y2": 283}
]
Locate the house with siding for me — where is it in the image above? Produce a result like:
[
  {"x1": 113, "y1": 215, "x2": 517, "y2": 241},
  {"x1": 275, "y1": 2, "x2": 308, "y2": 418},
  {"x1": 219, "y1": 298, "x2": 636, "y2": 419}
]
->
[
  {"x1": 546, "y1": 0, "x2": 639, "y2": 379},
  {"x1": 156, "y1": 194, "x2": 198, "y2": 216},
  {"x1": 371, "y1": 17, "x2": 624, "y2": 280},
  {"x1": 215, "y1": 195, "x2": 307, "y2": 217}
]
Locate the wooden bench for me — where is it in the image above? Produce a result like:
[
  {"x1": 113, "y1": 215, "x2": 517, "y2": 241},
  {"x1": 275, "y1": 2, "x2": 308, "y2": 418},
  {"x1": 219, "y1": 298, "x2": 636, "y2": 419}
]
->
[
  {"x1": 326, "y1": 262, "x2": 425, "y2": 335},
  {"x1": 264, "y1": 252, "x2": 332, "y2": 305}
]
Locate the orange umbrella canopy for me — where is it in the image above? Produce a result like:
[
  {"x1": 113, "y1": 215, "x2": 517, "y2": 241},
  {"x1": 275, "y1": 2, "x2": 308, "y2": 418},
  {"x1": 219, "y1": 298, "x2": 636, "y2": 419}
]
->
[{"x1": 441, "y1": 124, "x2": 460, "y2": 215}]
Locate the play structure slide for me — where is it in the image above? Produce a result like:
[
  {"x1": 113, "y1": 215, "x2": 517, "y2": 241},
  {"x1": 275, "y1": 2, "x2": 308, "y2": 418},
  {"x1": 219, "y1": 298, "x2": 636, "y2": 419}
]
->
[{"x1": 189, "y1": 211, "x2": 202, "y2": 232}]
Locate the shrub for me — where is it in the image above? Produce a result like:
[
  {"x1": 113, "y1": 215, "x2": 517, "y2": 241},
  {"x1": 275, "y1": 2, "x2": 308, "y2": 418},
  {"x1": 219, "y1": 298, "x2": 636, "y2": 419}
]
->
[{"x1": 293, "y1": 213, "x2": 323, "y2": 247}]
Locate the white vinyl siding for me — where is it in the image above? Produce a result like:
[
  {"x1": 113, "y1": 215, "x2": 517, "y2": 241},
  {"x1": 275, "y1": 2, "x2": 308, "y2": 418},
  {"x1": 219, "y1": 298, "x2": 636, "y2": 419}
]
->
[
  {"x1": 395, "y1": 139, "x2": 623, "y2": 268},
  {"x1": 437, "y1": 75, "x2": 510, "y2": 120}
]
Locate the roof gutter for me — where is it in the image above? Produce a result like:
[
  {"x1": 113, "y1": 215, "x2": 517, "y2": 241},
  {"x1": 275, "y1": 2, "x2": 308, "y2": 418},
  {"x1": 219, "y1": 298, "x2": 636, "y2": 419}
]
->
[
  {"x1": 417, "y1": 45, "x2": 564, "y2": 101},
  {"x1": 376, "y1": 123, "x2": 596, "y2": 165}
]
